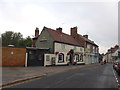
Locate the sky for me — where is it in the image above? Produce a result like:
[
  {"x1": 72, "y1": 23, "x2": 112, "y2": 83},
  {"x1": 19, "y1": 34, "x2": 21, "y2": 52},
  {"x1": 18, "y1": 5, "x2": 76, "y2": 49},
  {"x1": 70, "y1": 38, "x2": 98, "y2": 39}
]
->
[{"x1": 0, "y1": 0, "x2": 119, "y2": 54}]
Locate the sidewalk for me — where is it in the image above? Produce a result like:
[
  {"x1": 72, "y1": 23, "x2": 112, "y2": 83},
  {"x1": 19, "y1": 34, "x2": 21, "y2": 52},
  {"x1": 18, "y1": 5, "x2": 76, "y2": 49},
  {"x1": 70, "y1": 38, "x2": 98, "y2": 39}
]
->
[{"x1": 1, "y1": 63, "x2": 100, "y2": 88}]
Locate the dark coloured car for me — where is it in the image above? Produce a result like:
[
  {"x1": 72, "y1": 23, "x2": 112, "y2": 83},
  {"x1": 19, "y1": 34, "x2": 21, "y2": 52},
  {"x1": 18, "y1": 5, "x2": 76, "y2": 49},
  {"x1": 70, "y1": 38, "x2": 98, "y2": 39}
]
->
[
  {"x1": 113, "y1": 60, "x2": 119, "y2": 70},
  {"x1": 113, "y1": 59, "x2": 120, "y2": 75}
]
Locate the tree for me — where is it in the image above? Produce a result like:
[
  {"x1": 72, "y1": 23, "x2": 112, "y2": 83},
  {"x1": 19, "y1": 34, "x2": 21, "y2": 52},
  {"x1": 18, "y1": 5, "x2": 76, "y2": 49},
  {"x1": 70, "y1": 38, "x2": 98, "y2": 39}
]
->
[
  {"x1": 24, "y1": 36, "x2": 32, "y2": 47},
  {"x1": 2, "y1": 31, "x2": 23, "y2": 47},
  {"x1": 19, "y1": 36, "x2": 32, "y2": 47},
  {"x1": 2, "y1": 31, "x2": 32, "y2": 47}
]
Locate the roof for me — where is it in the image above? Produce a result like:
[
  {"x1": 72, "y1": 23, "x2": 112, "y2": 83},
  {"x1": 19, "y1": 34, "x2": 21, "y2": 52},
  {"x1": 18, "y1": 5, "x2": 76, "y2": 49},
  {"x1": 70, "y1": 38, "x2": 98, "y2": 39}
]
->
[
  {"x1": 78, "y1": 34, "x2": 98, "y2": 47},
  {"x1": 44, "y1": 27, "x2": 81, "y2": 46},
  {"x1": 108, "y1": 45, "x2": 120, "y2": 53},
  {"x1": 112, "y1": 48, "x2": 120, "y2": 56}
]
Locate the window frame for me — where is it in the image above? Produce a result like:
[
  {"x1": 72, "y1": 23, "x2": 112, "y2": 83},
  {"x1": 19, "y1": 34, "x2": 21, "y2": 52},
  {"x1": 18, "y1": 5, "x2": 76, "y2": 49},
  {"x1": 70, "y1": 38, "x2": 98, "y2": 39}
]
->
[
  {"x1": 58, "y1": 53, "x2": 64, "y2": 63},
  {"x1": 76, "y1": 55, "x2": 79, "y2": 62}
]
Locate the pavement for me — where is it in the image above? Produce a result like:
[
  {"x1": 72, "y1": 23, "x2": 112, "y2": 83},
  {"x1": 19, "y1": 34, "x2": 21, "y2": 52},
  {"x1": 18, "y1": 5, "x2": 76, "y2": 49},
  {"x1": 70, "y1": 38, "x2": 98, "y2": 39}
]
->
[{"x1": 1, "y1": 63, "x2": 100, "y2": 88}]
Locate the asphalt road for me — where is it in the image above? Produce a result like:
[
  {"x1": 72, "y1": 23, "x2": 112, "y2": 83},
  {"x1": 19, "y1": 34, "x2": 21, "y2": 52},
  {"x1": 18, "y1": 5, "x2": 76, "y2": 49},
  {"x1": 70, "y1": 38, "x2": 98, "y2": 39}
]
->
[{"x1": 6, "y1": 63, "x2": 119, "y2": 88}]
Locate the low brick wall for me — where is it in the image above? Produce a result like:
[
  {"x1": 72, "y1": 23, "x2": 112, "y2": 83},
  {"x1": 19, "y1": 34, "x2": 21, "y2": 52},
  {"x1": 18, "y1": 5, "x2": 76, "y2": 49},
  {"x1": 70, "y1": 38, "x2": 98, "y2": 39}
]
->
[{"x1": 1, "y1": 47, "x2": 26, "y2": 66}]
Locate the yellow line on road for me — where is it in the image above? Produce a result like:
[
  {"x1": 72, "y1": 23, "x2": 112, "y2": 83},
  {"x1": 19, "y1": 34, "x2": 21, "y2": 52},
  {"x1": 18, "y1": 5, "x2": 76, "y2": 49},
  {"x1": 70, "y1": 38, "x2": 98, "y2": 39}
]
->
[{"x1": 1, "y1": 77, "x2": 42, "y2": 89}]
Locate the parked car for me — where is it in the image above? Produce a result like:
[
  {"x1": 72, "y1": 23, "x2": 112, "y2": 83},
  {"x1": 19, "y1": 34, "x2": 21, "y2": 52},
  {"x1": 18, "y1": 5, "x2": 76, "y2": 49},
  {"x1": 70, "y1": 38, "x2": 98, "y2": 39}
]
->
[
  {"x1": 113, "y1": 59, "x2": 120, "y2": 75},
  {"x1": 100, "y1": 61, "x2": 104, "y2": 65},
  {"x1": 113, "y1": 60, "x2": 119, "y2": 70}
]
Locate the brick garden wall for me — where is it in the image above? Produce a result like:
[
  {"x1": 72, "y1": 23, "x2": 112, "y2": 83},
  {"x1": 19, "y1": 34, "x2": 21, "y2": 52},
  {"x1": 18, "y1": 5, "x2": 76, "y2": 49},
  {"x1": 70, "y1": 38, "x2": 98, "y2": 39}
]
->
[{"x1": 1, "y1": 47, "x2": 26, "y2": 66}]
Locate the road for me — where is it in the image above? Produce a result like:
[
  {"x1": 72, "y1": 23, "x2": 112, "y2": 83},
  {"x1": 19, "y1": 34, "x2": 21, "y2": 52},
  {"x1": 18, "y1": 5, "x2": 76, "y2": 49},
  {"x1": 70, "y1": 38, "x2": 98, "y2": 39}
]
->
[{"x1": 6, "y1": 63, "x2": 119, "y2": 88}]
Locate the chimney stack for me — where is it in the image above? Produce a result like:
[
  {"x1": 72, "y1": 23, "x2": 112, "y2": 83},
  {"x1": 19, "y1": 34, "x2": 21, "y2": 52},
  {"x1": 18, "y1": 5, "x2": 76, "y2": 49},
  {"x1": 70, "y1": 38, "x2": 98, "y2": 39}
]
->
[
  {"x1": 70, "y1": 26, "x2": 77, "y2": 37},
  {"x1": 92, "y1": 41, "x2": 94, "y2": 43},
  {"x1": 83, "y1": 35, "x2": 88, "y2": 39},
  {"x1": 114, "y1": 45, "x2": 119, "y2": 49},
  {"x1": 35, "y1": 27, "x2": 39, "y2": 37},
  {"x1": 56, "y1": 27, "x2": 62, "y2": 33}
]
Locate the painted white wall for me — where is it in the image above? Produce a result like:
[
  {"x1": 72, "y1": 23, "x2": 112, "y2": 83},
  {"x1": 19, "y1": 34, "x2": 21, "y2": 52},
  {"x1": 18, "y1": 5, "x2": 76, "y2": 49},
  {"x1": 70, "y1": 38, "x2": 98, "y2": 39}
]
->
[
  {"x1": 44, "y1": 54, "x2": 56, "y2": 66},
  {"x1": 112, "y1": 49, "x2": 120, "y2": 57},
  {"x1": 54, "y1": 42, "x2": 84, "y2": 65},
  {"x1": 25, "y1": 53, "x2": 28, "y2": 67}
]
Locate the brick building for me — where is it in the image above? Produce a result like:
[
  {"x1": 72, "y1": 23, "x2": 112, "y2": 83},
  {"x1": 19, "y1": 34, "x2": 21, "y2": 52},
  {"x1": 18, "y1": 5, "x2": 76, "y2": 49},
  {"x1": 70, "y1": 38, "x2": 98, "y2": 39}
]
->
[
  {"x1": 105, "y1": 45, "x2": 120, "y2": 62},
  {"x1": 70, "y1": 27, "x2": 99, "y2": 64},
  {"x1": 32, "y1": 26, "x2": 99, "y2": 66}
]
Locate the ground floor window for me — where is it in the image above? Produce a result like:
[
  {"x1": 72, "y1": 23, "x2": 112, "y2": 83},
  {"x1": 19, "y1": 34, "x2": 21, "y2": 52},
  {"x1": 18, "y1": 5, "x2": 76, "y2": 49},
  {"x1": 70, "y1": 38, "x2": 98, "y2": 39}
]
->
[
  {"x1": 46, "y1": 55, "x2": 50, "y2": 61},
  {"x1": 76, "y1": 55, "x2": 79, "y2": 62},
  {"x1": 80, "y1": 54, "x2": 83, "y2": 62},
  {"x1": 58, "y1": 53, "x2": 64, "y2": 63}
]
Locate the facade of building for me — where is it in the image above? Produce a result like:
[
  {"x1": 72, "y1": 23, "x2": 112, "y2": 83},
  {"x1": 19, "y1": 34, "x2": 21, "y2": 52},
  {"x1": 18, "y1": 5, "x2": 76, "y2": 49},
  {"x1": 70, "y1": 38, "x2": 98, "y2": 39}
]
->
[
  {"x1": 112, "y1": 47, "x2": 120, "y2": 61},
  {"x1": 70, "y1": 27, "x2": 99, "y2": 64},
  {"x1": 33, "y1": 27, "x2": 84, "y2": 66},
  {"x1": 32, "y1": 26, "x2": 99, "y2": 66},
  {"x1": 104, "y1": 45, "x2": 119, "y2": 63}
]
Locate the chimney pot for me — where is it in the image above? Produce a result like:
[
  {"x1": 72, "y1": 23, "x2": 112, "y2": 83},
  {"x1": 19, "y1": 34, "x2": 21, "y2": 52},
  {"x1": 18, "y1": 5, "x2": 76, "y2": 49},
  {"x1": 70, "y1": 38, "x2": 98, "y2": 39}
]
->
[
  {"x1": 56, "y1": 27, "x2": 62, "y2": 33},
  {"x1": 83, "y1": 35, "x2": 88, "y2": 39}
]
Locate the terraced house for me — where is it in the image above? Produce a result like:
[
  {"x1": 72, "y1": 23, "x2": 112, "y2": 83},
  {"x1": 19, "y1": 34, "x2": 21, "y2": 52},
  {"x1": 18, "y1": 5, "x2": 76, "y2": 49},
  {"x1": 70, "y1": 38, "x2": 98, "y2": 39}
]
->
[
  {"x1": 70, "y1": 27, "x2": 99, "y2": 64},
  {"x1": 30, "y1": 26, "x2": 99, "y2": 66}
]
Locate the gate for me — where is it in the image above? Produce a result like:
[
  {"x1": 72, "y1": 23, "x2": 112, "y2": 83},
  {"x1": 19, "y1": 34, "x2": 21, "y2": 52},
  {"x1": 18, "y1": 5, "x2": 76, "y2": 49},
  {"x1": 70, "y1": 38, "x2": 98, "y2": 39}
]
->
[{"x1": 26, "y1": 48, "x2": 50, "y2": 66}]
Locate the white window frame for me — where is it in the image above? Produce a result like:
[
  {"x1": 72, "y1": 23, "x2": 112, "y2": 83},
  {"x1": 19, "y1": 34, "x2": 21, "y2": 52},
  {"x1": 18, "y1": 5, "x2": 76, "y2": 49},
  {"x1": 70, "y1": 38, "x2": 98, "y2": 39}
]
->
[
  {"x1": 58, "y1": 53, "x2": 64, "y2": 63},
  {"x1": 76, "y1": 55, "x2": 79, "y2": 62}
]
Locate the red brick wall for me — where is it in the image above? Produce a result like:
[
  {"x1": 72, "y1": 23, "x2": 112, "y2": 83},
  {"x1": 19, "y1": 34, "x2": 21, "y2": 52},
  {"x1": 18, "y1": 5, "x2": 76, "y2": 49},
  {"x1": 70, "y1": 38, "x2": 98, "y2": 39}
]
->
[
  {"x1": 32, "y1": 39, "x2": 37, "y2": 47},
  {"x1": 1, "y1": 47, "x2": 26, "y2": 66},
  {"x1": 90, "y1": 44, "x2": 93, "y2": 53}
]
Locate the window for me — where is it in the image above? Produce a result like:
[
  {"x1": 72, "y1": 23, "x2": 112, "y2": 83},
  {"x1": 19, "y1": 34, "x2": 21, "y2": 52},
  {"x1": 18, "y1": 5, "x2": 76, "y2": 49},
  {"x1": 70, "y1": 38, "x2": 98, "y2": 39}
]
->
[
  {"x1": 87, "y1": 44, "x2": 90, "y2": 52},
  {"x1": 51, "y1": 57, "x2": 56, "y2": 65},
  {"x1": 80, "y1": 54, "x2": 83, "y2": 62},
  {"x1": 76, "y1": 55, "x2": 79, "y2": 62},
  {"x1": 118, "y1": 51, "x2": 120, "y2": 58},
  {"x1": 66, "y1": 56, "x2": 69, "y2": 61},
  {"x1": 74, "y1": 46, "x2": 76, "y2": 50},
  {"x1": 66, "y1": 55, "x2": 70, "y2": 62},
  {"x1": 80, "y1": 48, "x2": 83, "y2": 52},
  {"x1": 46, "y1": 55, "x2": 50, "y2": 61},
  {"x1": 58, "y1": 53, "x2": 64, "y2": 63},
  {"x1": 93, "y1": 46, "x2": 95, "y2": 53}
]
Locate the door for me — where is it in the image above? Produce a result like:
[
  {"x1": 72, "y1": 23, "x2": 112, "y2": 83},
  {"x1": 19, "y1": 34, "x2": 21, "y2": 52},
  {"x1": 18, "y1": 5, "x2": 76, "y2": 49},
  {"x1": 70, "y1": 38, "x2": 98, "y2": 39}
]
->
[{"x1": 70, "y1": 54, "x2": 74, "y2": 65}]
